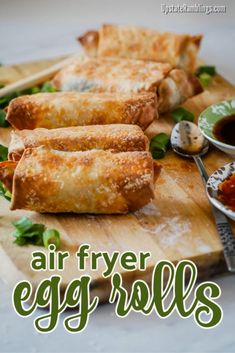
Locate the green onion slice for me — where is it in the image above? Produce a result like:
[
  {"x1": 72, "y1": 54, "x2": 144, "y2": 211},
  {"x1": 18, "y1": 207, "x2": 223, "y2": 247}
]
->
[
  {"x1": 196, "y1": 65, "x2": 217, "y2": 77},
  {"x1": 171, "y1": 107, "x2": 194, "y2": 123},
  {"x1": 150, "y1": 133, "x2": 170, "y2": 159},
  {"x1": 0, "y1": 144, "x2": 8, "y2": 161},
  {"x1": 0, "y1": 109, "x2": 10, "y2": 128},
  {"x1": 13, "y1": 217, "x2": 34, "y2": 234},
  {"x1": 41, "y1": 82, "x2": 57, "y2": 93},
  {"x1": 199, "y1": 73, "x2": 212, "y2": 87},
  {"x1": 43, "y1": 229, "x2": 61, "y2": 249},
  {"x1": 0, "y1": 182, "x2": 12, "y2": 201},
  {"x1": 12, "y1": 217, "x2": 47, "y2": 247}
]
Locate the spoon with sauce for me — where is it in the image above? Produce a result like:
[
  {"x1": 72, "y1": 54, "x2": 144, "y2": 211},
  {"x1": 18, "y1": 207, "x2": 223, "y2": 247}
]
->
[{"x1": 171, "y1": 121, "x2": 235, "y2": 272}]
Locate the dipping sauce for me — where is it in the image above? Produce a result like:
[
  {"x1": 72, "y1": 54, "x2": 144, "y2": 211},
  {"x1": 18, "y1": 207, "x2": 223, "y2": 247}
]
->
[
  {"x1": 213, "y1": 114, "x2": 235, "y2": 146},
  {"x1": 218, "y1": 173, "x2": 235, "y2": 211}
]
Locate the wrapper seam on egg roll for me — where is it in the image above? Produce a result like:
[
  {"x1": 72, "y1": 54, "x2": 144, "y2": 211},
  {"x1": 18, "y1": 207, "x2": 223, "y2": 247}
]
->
[
  {"x1": 52, "y1": 57, "x2": 202, "y2": 113},
  {"x1": 0, "y1": 147, "x2": 161, "y2": 214},
  {"x1": 8, "y1": 124, "x2": 149, "y2": 161},
  {"x1": 78, "y1": 24, "x2": 202, "y2": 72},
  {"x1": 6, "y1": 91, "x2": 156, "y2": 131}
]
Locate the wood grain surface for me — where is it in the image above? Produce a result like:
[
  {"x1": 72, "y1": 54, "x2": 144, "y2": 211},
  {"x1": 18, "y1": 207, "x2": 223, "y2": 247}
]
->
[{"x1": 0, "y1": 58, "x2": 234, "y2": 302}]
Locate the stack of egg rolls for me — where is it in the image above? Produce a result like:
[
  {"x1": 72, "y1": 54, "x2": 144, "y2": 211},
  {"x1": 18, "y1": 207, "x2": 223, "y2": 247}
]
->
[
  {"x1": 0, "y1": 147, "x2": 160, "y2": 214},
  {"x1": 1, "y1": 24, "x2": 204, "y2": 214},
  {"x1": 0, "y1": 124, "x2": 160, "y2": 213},
  {"x1": 52, "y1": 57, "x2": 202, "y2": 113},
  {"x1": 78, "y1": 24, "x2": 202, "y2": 72}
]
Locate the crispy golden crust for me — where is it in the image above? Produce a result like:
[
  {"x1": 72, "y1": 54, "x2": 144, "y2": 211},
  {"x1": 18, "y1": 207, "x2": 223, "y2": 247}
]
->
[
  {"x1": 52, "y1": 57, "x2": 172, "y2": 93},
  {"x1": 0, "y1": 161, "x2": 17, "y2": 192},
  {"x1": 11, "y1": 147, "x2": 159, "y2": 214},
  {"x1": 6, "y1": 91, "x2": 156, "y2": 131},
  {"x1": 8, "y1": 124, "x2": 149, "y2": 161},
  {"x1": 52, "y1": 57, "x2": 202, "y2": 113},
  {"x1": 78, "y1": 24, "x2": 202, "y2": 71},
  {"x1": 78, "y1": 30, "x2": 99, "y2": 57}
]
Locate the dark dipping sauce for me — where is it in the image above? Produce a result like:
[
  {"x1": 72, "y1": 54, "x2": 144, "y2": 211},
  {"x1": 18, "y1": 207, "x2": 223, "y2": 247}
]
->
[
  {"x1": 213, "y1": 114, "x2": 235, "y2": 146},
  {"x1": 218, "y1": 174, "x2": 235, "y2": 211}
]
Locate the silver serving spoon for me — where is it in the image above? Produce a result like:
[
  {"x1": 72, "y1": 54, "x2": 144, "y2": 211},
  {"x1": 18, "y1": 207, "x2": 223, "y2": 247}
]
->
[{"x1": 171, "y1": 120, "x2": 235, "y2": 272}]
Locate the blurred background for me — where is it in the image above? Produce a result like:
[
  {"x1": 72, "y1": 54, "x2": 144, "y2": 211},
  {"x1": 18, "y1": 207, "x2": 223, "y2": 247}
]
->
[{"x1": 0, "y1": 0, "x2": 235, "y2": 82}]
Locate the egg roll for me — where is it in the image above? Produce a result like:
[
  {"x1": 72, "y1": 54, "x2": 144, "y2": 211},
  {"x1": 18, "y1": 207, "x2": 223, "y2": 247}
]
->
[
  {"x1": 78, "y1": 24, "x2": 202, "y2": 72},
  {"x1": 0, "y1": 161, "x2": 16, "y2": 192},
  {"x1": 1, "y1": 147, "x2": 159, "y2": 214},
  {"x1": 6, "y1": 92, "x2": 156, "y2": 130},
  {"x1": 8, "y1": 124, "x2": 149, "y2": 161},
  {"x1": 52, "y1": 57, "x2": 202, "y2": 113}
]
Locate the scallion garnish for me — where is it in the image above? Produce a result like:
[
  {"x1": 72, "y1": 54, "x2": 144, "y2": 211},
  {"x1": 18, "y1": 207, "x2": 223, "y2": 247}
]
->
[
  {"x1": 0, "y1": 109, "x2": 10, "y2": 128},
  {"x1": 196, "y1": 65, "x2": 216, "y2": 77},
  {"x1": 150, "y1": 133, "x2": 170, "y2": 159},
  {"x1": 0, "y1": 144, "x2": 8, "y2": 161},
  {"x1": 43, "y1": 229, "x2": 61, "y2": 249},
  {"x1": 12, "y1": 217, "x2": 61, "y2": 249},
  {"x1": 171, "y1": 107, "x2": 194, "y2": 123},
  {"x1": 0, "y1": 82, "x2": 57, "y2": 111},
  {"x1": 41, "y1": 81, "x2": 57, "y2": 93},
  {"x1": 195, "y1": 66, "x2": 217, "y2": 88},
  {"x1": 198, "y1": 72, "x2": 213, "y2": 87},
  {"x1": 0, "y1": 182, "x2": 11, "y2": 201}
]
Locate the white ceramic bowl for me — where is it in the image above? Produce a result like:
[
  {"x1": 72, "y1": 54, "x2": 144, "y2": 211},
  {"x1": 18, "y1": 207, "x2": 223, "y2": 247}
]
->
[
  {"x1": 206, "y1": 161, "x2": 235, "y2": 221},
  {"x1": 198, "y1": 99, "x2": 235, "y2": 157}
]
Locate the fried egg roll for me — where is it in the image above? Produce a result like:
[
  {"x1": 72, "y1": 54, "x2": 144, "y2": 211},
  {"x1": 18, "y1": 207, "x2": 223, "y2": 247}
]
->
[
  {"x1": 6, "y1": 92, "x2": 156, "y2": 130},
  {"x1": 0, "y1": 161, "x2": 17, "y2": 192},
  {"x1": 52, "y1": 57, "x2": 202, "y2": 113},
  {"x1": 2, "y1": 147, "x2": 159, "y2": 213},
  {"x1": 78, "y1": 24, "x2": 202, "y2": 72},
  {"x1": 8, "y1": 124, "x2": 149, "y2": 161}
]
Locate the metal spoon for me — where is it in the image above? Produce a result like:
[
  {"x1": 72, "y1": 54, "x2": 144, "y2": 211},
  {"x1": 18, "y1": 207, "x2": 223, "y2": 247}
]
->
[{"x1": 171, "y1": 120, "x2": 235, "y2": 272}]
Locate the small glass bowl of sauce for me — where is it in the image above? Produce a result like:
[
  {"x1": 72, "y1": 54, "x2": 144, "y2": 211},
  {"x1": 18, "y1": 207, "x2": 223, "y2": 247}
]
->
[
  {"x1": 199, "y1": 99, "x2": 235, "y2": 157},
  {"x1": 213, "y1": 114, "x2": 235, "y2": 147}
]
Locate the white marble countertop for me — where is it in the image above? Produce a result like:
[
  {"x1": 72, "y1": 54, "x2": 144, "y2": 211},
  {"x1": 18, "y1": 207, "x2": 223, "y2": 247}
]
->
[{"x1": 0, "y1": 1, "x2": 235, "y2": 352}]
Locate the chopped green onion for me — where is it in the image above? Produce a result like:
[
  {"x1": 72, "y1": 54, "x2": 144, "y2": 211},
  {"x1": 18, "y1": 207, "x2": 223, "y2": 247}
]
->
[
  {"x1": 43, "y1": 229, "x2": 61, "y2": 249},
  {"x1": 41, "y1": 81, "x2": 57, "y2": 93},
  {"x1": 0, "y1": 144, "x2": 8, "y2": 161},
  {"x1": 23, "y1": 86, "x2": 41, "y2": 95},
  {"x1": 13, "y1": 217, "x2": 34, "y2": 234},
  {"x1": 31, "y1": 86, "x2": 41, "y2": 94},
  {"x1": 0, "y1": 182, "x2": 12, "y2": 201},
  {"x1": 13, "y1": 233, "x2": 43, "y2": 247},
  {"x1": 196, "y1": 65, "x2": 217, "y2": 77},
  {"x1": 198, "y1": 73, "x2": 212, "y2": 87},
  {"x1": 12, "y1": 217, "x2": 61, "y2": 249},
  {"x1": 0, "y1": 92, "x2": 18, "y2": 109},
  {"x1": 13, "y1": 217, "x2": 46, "y2": 247},
  {"x1": 4, "y1": 189, "x2": 12, "y2": 200},
  {"x1": 150, "y1": 133, "x2": 170, "y2": 159},
  {"x1": 0, "y1": 109, "x2": 10, "y2": 127},
  {"x1": 0, "y1": 82, "x2": 57, "y2": 111},
  {"x1": 171, "y1": 107, "x2": 194, "y2": 123}
]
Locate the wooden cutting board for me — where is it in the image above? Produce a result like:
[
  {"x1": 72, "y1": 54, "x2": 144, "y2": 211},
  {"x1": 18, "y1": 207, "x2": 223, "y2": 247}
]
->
[{"x1": 0, "y1": 58, "x2": 235, "y2": 302}]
